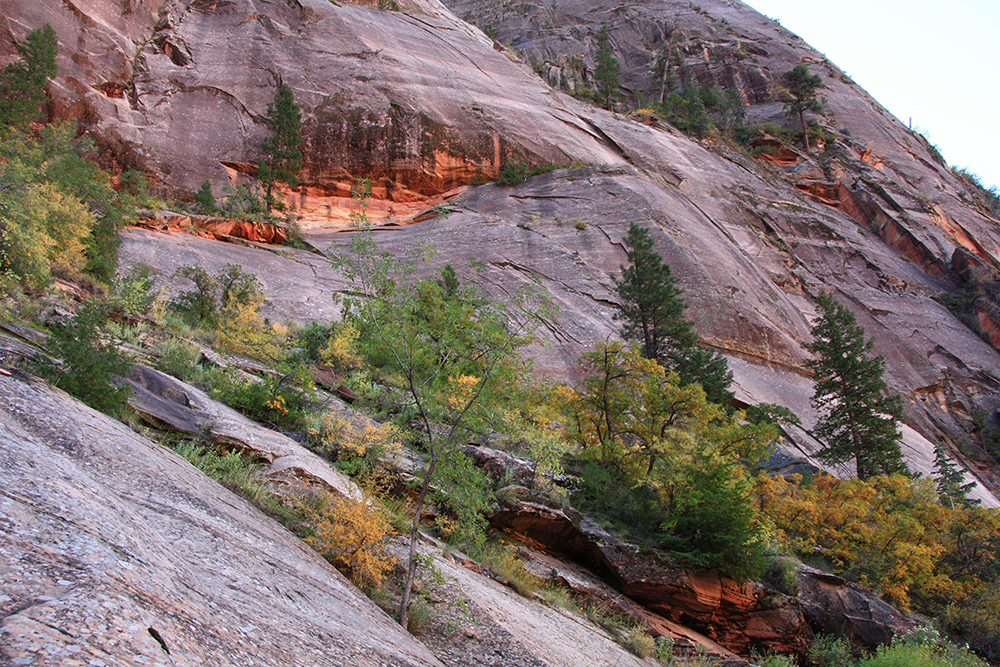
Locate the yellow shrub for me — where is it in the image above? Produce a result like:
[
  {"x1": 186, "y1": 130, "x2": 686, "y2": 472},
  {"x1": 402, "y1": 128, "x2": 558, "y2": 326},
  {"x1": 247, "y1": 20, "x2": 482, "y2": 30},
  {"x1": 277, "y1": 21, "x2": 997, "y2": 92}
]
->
[
  {"x1": 302, "y1": 492, "x2": 394, "y2": 589},
  {"x1": 215, "y1": 300, "x2": 287, "y2": 363},
  {"x1": 319, "y1": 321, "x2": 363, "y2": 371}
]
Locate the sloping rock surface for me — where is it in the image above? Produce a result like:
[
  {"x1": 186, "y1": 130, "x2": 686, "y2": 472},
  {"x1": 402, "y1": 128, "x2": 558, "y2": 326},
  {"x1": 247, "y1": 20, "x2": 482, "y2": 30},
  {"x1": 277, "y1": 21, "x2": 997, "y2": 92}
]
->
[
  {"x1": 0, "y1": 372, "x2": 444, "y2": 667},
  {"x1": 17, "y1": 0, "x2": 1000, "y2": 493}
]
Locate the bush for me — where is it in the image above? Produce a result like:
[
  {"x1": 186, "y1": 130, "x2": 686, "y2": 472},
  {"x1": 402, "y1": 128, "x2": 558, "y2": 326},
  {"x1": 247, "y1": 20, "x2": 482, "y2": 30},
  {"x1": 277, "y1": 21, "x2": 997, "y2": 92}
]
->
[
  {"x1": 810, "y1": 634, "x2": 855, "y2": 667},
  {"x1": 301, "y1": 491, "x2": 394, "y2": 590},
  {"x1": 109, "y1": 263, "x2": 157, "y2": 316},
  {"x1": 622, "y1": 626, "x2": 655, "y2": 658},
  {"x1": 36, "y1": 300, "x2": 132, "y2": 418},
  {"x1": 194, "y1": 180, "x2": 217, "y2": 214},
  {"x1": 210, "y1": 371, "x2": 310, "y2": 430}
]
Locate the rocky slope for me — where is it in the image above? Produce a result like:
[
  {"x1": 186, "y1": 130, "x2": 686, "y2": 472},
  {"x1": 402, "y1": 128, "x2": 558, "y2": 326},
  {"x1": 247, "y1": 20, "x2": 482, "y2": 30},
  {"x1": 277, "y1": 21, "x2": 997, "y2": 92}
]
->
[
  {"x1": 6, "y1": 0, "x2": 1000, "y2": 552},
  {"x1": 11, "y1": 0, "x2": 995, "y2": 491}
]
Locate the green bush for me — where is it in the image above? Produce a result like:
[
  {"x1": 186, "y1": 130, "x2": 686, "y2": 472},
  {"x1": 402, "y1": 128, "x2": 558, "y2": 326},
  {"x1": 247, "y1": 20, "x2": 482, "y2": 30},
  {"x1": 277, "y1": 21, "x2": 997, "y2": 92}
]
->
[
  {"x1": 109, "y1": 263, "x2": 157, "y2": 316},
  {"x1": 810, "y1": 634, "x2": 855, "y2": 667},
  {"x1": 36, "y1": 300, "x2": 132, "y2": 418},
  {"x1": 194, "y1": 180, "x2": 217, "y2": 214},
  {"x1": 210, "y1": 371, "x2": 310, "y2": 430}
]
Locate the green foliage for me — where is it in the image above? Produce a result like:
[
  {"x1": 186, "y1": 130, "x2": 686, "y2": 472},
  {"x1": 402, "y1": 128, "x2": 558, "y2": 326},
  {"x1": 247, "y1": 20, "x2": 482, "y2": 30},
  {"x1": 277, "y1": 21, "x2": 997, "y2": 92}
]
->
[
  {"x1": 169, "y1": 263, "x2": 265, "y2": 328},
  {"x1": 806, "y1": 294, "x2": 905, "y2": 479},
  {"x1": 782, "y1": 64, "x2": 824, "y2": 151},
  {"x1": 614, "y1": 222, "x2": 733, "y2": 408},
  {"x1": 210, "y1": 371, "x2": 310, "y2": 431},
  {"x1": 952, "y1": 167, "x2": 1000, "y2": 218},
  {"x1": 0, "y1": 123, "x2": 124, "y2": 285},
  {"x1": 933, "y1": 445, "x2": 979, "y2": 509},
  {"x1": 593, "y1": 26, "x2": 620, "y2": 109},
  {"x1": 109, "y1": 263, "x2": 157, "y2": 316},
  {"x1": 258, "y1": 82, "x2": 303, "y2": 209},
  {"x1": 36, "y1": 300, "x2": 132, "y2": 417},
  {"x1": 857, "y1": 630, "x2": 989, "y2": 667},
  {"x1": 220, "y1": 183, "x2": 268, "y2": 220},
  {"x1": 194, "y1": 179, "x2": 217, "y2": 214},
  {"x1": 334, "y1": 229, "x2": 547, "y2": 627},
  {"x1": 0, "y1": 24, "x2": 57, "y2": 131},
  {"x1": 810, "y1": 634, "x2": 855, "y2": 667},
  {"x1": 496, "y1": 161, "x2": 582, "y2": 186},
  {"x1": 565, "y1": 342, "x2": 774, "y2": 579}
]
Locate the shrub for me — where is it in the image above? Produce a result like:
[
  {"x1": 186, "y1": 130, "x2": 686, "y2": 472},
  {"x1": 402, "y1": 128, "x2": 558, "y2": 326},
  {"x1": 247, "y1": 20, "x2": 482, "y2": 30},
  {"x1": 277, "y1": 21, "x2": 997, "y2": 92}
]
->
[
  {"x1": 109, "y1": 263, "x2": 157, "y2": 316},
  {"x1": 622, "y1": 626, "x2": 655, "y2": 658},
  {"x1": 194, "y1": 180, "x2": 217, "y2": 214},
  {"x1": 301, "y1": 491, "x2": 395, "y2": 590},
  {"x1": 318, "y1": 321, "x2": 364, "y2": 372},
  {"x1": 215, "y1": 300, "x2": 288, "y2": 364},
  {"x1": 210, "y1": 371, "x2": 310, "y2": 430},
  {"x1": 36, "y1": 300, "x2": 132, "y2": 418},
  {"x1": 810, "y1": 634, "x2": 855, "y2": 667}
]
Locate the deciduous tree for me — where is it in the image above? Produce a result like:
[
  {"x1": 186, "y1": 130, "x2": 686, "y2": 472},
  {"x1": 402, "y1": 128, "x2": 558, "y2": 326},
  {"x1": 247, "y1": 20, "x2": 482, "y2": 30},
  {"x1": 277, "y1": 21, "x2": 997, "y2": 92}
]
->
[{"x1": 334, "y1": 230, "x2": 546, "y2": 629}]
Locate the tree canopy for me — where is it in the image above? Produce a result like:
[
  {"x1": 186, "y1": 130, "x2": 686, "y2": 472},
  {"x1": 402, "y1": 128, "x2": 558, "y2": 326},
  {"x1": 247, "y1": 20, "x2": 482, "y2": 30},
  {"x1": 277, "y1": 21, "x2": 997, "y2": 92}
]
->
[
  {"x1": 593, "y1": 26, "x2": 620, "y2": 110},
  {"x1": 782, "y1": 64, "x2": 823, "y2": 152},
  {"x1": 806, "y1": 294, "x2": 905, "y2": 480},
  {"x1": 614, "y1": 222, "x2": 734, "y2": 407}
]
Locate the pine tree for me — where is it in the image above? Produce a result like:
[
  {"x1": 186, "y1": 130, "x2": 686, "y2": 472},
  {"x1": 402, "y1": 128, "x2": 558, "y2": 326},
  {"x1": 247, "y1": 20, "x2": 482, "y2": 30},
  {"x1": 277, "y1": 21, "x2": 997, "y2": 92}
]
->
[
  {"x1": 258, "y1": 82, "x2": 303, "y2": 210},
  {"x1": 782, "y1": 64, "x2": 823, "y2": 153},
  {"x1": 0, "y1": 24, "x2": 58, "y2": 131},
  {"x1": 932, "y1": 445, "x2": 979, "y2": 508},
  {"x1": 593, "y1": 26, "x2": 620, "y2": 110},
  {"x1": 614, "y1": 223, "x2": 733, "y2": 407},
  {"x1": 806, "y1": 294, "x2": 905, "y2": 480}
]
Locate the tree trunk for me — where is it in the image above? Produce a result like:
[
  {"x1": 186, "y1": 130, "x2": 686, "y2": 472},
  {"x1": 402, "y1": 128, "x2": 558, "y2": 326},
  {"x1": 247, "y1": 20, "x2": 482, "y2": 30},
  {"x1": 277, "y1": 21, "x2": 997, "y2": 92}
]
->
[
  {"x1": 799, "y1": 110, "x2": 811, "y2": 153},
  {"x1": 398, "y1": 454, "x2": 436, "y2": 631}
]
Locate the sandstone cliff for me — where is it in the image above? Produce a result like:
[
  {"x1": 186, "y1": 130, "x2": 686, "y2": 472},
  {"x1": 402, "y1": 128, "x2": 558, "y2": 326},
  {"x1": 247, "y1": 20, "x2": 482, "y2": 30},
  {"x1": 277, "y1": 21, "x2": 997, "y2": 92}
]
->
[{"x1": 6, "y1": 0, "x2": 1000, "y2": 522}]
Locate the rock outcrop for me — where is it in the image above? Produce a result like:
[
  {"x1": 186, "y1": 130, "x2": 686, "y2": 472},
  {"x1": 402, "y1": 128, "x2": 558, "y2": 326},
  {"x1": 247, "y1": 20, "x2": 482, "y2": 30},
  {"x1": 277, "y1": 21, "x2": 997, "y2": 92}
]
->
[
  {"x1": 490, "y1": 494, "x2": 916, "y2": 661},
  {"x1": 0, "y1": 371, "x2": 444, "y2": 667}
]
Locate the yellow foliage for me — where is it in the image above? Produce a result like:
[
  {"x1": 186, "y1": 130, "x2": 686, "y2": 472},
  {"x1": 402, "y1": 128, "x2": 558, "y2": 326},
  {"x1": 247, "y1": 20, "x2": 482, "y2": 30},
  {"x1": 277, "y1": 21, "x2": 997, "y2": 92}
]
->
[
  {"x1": 319, "y1": 321, "x2": 363, "y2": 372},
  {"x1": 214, "y1": 300, "x2": 287, "y2": 363},
  {"x1": 754, "y1": 472, "x2": 999, "y2": 611},
  {"x1": 308, "y1": 413, "x2": 400, "y2": 460},
  {"x1": 302, "y1": 492, "x2": 394, "y2": 589},
  {"x1": 446, "y1": 373, "x2": 480, "y2": 411}
]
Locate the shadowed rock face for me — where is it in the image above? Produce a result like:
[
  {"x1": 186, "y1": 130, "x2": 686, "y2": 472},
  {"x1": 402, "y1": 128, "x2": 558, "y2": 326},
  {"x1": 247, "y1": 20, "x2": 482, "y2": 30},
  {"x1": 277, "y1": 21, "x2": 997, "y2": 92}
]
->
[{"x1": 0, "y1": 372, "x2": 444, "y2": 667}]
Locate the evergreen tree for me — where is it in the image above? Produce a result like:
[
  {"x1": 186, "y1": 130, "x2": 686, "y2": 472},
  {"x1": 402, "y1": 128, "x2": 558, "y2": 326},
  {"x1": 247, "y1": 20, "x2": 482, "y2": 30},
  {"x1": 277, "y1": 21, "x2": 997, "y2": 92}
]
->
[
  {"x1": 806, "y1": 294, "x2": 905, "y2": 480},
  {"x1": 932, "y1": 445, "x2": 979, "y2": 508},
  {"x1": 614, "y1": 222, "x2": 733, "y2": 407},
  {"x1": 194, "y1": 180, "x2": 217, "y2": 214},
  {"x1": 258, "y1": 82, "x2": 303, "y2": 210},
  {"x1": 782, "y1": 64, "x2": 823, "y2": 153},
  {"x1": 593, "y1": 25, "x2": 620, "y2": 110},
  {"x1": 0, "y1": 24, "x2": 57, "y2": 131}
]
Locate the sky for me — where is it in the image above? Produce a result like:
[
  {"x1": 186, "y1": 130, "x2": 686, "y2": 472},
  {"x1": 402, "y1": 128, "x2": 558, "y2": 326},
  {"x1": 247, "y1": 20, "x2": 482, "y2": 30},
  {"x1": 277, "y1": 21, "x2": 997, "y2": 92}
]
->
[{"x1": 742, "y1": 0, "x2": 1000, "y2": 193}]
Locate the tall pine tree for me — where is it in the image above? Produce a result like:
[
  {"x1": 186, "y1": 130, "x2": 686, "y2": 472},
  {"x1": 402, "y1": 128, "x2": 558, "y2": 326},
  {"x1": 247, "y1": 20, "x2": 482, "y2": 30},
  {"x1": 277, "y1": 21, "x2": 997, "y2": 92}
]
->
[
  {"x1": 614, "y1": 223, "x2": 733, "y2": 407},
  {"x1": 806, "y1": 294, "x2": 905, "y2": 480},
  {"x1": 0, "y1": 24, "x2": 58, "y2": 131},
  {"x1": 593, "y1": 26, "x2": 620, "y2": 110},
  {"x1": 782, "y1": 64, "x2": 823, "y2": 153},
  {"x1": 258, "y1": 82, "x2": 303, "y2": 210}
]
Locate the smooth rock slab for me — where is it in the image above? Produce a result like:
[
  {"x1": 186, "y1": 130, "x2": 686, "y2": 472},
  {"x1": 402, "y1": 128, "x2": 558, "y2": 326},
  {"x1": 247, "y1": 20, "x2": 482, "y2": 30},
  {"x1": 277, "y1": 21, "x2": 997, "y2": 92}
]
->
[{"x1": 0, "y1": 373, "x2": 443, "y2": 667}]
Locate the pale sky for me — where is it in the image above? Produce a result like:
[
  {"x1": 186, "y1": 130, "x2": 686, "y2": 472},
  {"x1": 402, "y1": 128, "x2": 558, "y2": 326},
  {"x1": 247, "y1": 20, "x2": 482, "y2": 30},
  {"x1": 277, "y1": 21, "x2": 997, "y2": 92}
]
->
[{"x1": 742, "y1": 0, "x2": 1000, "y2": 193}]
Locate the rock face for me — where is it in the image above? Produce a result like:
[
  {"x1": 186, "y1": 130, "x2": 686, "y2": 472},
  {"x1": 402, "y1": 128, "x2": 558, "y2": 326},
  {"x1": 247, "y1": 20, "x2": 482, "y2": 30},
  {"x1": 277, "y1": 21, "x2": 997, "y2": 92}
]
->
[
  {"x1": 0, "y1": 371, "x2": 444, "y2": 667},
  {"x1": 489, "y1": 496, "x2": 812, "y2": 657},
  {"x1": 14, "y1": 0, "x2": 1000, "y2": 495}
]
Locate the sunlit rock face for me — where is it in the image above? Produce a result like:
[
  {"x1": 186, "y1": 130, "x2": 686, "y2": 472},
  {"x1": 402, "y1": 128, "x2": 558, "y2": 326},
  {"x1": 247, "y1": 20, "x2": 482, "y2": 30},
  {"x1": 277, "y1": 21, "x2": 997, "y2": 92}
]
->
[{"x1": 10, "y1": 0, "x2": 1000, "y2": 494}]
